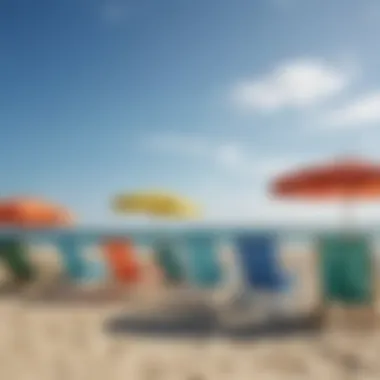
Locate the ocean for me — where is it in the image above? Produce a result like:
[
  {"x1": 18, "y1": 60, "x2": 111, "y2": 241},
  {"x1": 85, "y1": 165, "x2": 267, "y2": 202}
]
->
[{"x1": 1, "y1": 224, "x2": 380, "y2": 252}]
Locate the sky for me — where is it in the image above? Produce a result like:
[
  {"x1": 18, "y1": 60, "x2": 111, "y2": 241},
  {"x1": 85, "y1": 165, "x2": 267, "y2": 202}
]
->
[{"x1": 1, "y1": 0, "x2": 380, "y2": 226}]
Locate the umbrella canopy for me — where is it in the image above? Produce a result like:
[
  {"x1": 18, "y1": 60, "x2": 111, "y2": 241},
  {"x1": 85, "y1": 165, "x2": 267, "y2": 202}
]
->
[
  {"x1": 271, "y1": 158, "x2": 380, "y2": 311},
  {"x1": 271, "y1": 157, "x2": 380, "y2": 200},
  {"x1": 111, "y1": 191, "x2": 201, "y2": 219},
  {"x1": 0, "y1": 197, "x2": 74, "y2": 227}
]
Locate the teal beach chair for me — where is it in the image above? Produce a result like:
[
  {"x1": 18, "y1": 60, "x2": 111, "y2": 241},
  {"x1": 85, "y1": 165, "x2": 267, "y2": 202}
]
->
[
  {"x1": 318, "y1": 234, "x2": 373, "y2": 306},
  {"x1": 182, "y1": 235, "x2": 223, "y2": 288},
  {"x1": 55, "y1": 235, "x2": 87, "y2": 281},
  {"x1": 81, "y1": 242, "x2": 109, "y2": 283},
  {"x1": 106, "y1": 236, "x2": 221, "y2": 336}
]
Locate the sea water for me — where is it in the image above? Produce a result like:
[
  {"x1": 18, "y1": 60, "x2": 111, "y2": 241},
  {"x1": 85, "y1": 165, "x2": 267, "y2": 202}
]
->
[{"x1": 1, "y1": 224, "x2": 380, "y2": 252}]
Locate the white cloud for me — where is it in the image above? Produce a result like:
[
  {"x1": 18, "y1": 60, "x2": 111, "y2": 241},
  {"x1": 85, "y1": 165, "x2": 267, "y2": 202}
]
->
[
  {"x1": 188, "y1": 188, "x2": 380, "y2": 227},
  {"x1": 143, "y1": 133, "x2": 318, "y2": 181},
  {"x1": 127, "y1": 135, "x2": 380, "y2": 226},
  {"x1": 215, "y1": 151, "x2": 296, "y2": 179},
  {"x1": 232, "y1": 59, "x2": 350, "y2": 111},
  {"x1": 144, "y1": 134, "x2": 246, "y2": 168},
  {"x1": 325, "y1": 92, "x2": 380, "y2": 128},
  {"x1": 215, "y1": 144, "x2": 245, "y2": 168}
]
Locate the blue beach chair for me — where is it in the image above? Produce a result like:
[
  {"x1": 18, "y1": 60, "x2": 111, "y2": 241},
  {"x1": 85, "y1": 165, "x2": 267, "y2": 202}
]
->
[
  {"x1": 217, "y1": 233, "x2": 304, "y2": 337},
  {"x1": 234, "y1": 233, "x2": 291, "y2": 292}
]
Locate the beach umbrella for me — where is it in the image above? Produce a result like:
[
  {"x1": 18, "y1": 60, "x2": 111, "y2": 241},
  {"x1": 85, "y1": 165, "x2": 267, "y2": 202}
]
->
[
  {"x1": 111, "y1": 190, "x2": 201, "y2": 220},
  {"x1": 0, "y1": 197, "x2": 74, "y2": 283},
  {"x1": 270, "y1": 157, "x2": 380, "y2": 226},
  {"x1": 0, "y1": 197, "x2": 74, "y2": 228},
  {"x1": 270, "y1": 157, "x2": 380, "y2": 317},
  {"x1": 110, "y1": 190, "x2": 201, "y2": 285}
]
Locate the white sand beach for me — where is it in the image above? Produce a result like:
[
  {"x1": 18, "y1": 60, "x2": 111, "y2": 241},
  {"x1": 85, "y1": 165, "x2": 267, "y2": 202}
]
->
[{"x1": 0, "y1": 249, "x2": 380, "y2": 379}]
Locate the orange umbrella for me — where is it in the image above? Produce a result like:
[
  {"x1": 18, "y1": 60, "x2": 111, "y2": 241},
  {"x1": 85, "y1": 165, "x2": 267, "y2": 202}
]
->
[
  {"x1": 271, "y1": 157, "x2": 380, "y2": 200},
  {"x1": 0, "y1": 198, "x2": 74, "y2": 283},
  {"x1": 271, "y1": 157, "x2": 380, "y2": 317},
  {"x1": 270, "y1": 157, "x2": 380, "y2": 226},
  {"x1": 0, "y1": 197, "x2": 74, "y2": 228}
]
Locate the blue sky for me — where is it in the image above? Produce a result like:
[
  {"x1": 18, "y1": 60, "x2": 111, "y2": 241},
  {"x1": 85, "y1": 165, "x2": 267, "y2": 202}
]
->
[{"x1": 1, "y1": 0, "x2": 380, "y2": 225}]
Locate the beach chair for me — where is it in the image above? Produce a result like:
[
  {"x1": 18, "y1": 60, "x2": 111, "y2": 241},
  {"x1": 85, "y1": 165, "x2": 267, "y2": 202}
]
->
[
  {"x1": 152, "y1": 234, "x2": 226, "y2": 307},
  {"x1": 317, "y1": 234, "x2": 375, "y2": 327},
  {"x1": 152, "y1": 234, "x2": 225, "y2": 297},
  {"x1": 55, "y1": 235, "x2": 87, "y2": 281},
  {"x1": 101, "y1": 238, "x2": 141, "y2": 285},
  {"x1": 235, "y1": 234, "x2": 290, "y2": 291},
  {"x1": 217, "y1": 233, "x2": 304, "y2": 336},
  {"x1": 153, "y1": 240, "x2": 185, "y2": 285},
  {"x1": 27, "y1": 236, "x2": 123, "y2": 303},
  {"x1": 182, "y1": 234, "x2": 223, "y2": 289},
  {"x1": 80, "y1": 242, "x2": 109, "y2": 284},
  {"x1": 0, "y1": 236, "x2": 35, "y2": 284},
  {"x1": 105, "y1": 236, "x2": 221, "y2": 337},
  {"x1": 26, "y1": 241, "x2": 65, "y2": 288}
]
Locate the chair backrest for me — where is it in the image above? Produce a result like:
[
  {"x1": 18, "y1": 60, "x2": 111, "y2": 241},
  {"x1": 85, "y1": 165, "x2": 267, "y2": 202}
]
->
[
  {"x1": 101, "y1": 238, "x2": 141, "y2": 284},
  {"x1": 27, "y1": 242, "x2": 64, "y2": 282},
  {"x1": 153, "y1": 240, "x2": 184, "y2": 285},
  {"x1": 182, "y1": 235, "x2": 223, "y2": 288},
  {"x1": 234, "y1": 234, "x2": 285, "y2": 291},
  {"x1": 318, "y1": 234, "x2": 373, "y2": 305},
  {"x1": 81, "y1": 243, "x2": 109, "y2": 283},
  {"x1": 0, "y1": 237, "x2": 35, "y2": 282},
  {"x1": 55, "y1": 235, "x2": 87, "y2": 280}
]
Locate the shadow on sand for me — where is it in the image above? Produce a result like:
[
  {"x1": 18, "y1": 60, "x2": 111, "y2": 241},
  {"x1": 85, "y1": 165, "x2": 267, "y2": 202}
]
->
[
  {"x1": 219, "y1": 313, "x2": 322, "y2": 340},
  {"x1": 13, "y1": 278, "x2": 132, "y2": 308},
  {"x1": 105, "y1": 309, "x2": 322, "y2": 340}
]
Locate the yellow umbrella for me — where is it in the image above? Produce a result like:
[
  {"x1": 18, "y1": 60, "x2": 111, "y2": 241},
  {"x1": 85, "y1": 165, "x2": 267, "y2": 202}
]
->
[{"x1": 111, "y1": 190, "x2": 201, "y2": 219}]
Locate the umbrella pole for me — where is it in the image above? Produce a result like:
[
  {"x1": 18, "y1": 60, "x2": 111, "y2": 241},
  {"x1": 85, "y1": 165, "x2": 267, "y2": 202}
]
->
[{"x1": 342, "y1": 197, "x2": 355, "y2": 235}]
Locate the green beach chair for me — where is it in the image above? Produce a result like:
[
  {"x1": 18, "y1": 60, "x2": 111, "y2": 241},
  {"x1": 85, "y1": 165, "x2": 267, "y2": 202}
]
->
[
  {"x1": 154, "y1": 240, "x2": 185, "y2": 285},
  {"x1": 318, "y1": 234, "x2": 373, "y2": 306},
  {"x1": 0, "y1": 237, "x2": 35, "y2": 283}
]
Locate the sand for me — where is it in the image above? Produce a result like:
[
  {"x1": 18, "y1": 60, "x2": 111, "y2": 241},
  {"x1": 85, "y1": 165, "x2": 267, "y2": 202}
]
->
[
  {"x1": 0, "y1": 249, "x2": 380, "y2": 379},
  {"x1": 1, "y1": 299, "x2": 380, "y2": 380}
]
